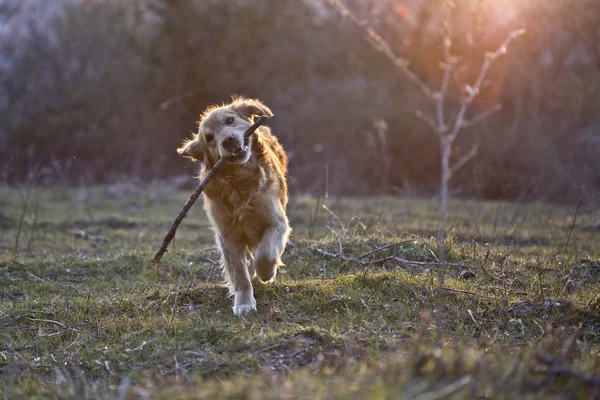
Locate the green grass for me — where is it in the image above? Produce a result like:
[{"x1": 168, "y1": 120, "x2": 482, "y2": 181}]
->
[{"x1": 1, "y1": 183, "x2": 599, "y2": 399}]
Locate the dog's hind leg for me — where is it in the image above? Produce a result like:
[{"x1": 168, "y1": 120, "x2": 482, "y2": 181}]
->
[
  {"x1": 218, "y1": 235, "x2": 256, "y2": 316},
  {"x1": 254, "y1": 207, "x2": 291, "y2": 283}
]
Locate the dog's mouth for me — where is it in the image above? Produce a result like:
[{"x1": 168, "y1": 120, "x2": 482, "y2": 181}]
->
[{"x1": 225, "y1": 146, "x2": 250, "y2": 163}]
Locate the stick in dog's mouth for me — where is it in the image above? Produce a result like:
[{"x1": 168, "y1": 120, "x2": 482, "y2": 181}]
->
[{"x1": 244, "y1": 115, "x2": 268, "y2": 142}]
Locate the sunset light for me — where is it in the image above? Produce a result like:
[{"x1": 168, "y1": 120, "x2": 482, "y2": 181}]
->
[{"x1": 3, "y1": 0, "x2": 600, "y2": 398}]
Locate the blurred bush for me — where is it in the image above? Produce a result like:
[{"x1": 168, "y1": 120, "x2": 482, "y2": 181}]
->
[{"x1": 1, "y1": 0, "x2": 599, "y2": 202}]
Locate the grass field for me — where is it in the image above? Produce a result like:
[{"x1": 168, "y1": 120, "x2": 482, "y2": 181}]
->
[{"x1": 1, "y1": 182, "x2": 599, "y2": 399}]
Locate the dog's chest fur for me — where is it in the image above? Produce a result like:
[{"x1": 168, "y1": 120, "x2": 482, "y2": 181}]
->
[{"x1": 203, "y1": 162, "x2": 268, "y2": 221}]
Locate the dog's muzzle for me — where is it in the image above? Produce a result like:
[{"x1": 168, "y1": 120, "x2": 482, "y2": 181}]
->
[{"x1": 222, "y1": 136, "x2": 243, "y2": 155}]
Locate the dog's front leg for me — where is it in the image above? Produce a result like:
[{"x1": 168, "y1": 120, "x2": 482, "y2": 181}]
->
[
  {"x1": 217, "y1": 235, "x2": 256, "y2": 316},
  {"x1": 254, "y1": 208, "x2": 291, "y2": 283}
]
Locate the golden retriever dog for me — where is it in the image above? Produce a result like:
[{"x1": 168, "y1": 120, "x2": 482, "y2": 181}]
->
[{"x1": 177, "y1": 97, "x2": 291, "y2": 316}]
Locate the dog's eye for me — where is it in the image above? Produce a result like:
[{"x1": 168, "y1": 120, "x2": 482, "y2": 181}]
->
[
  {"x1": 205, "y1": 134, "x2": 214, "y2": 143},
  {"x1": 225, "y1": 117, "x2": 234, "y2": 125}
]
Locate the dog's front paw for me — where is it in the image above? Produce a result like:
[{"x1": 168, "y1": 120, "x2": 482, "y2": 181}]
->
[
  {"x1": 232, "y1": 290, "x2": 257, "y2": 316},
  {"x1": 233, "y1": 303, "x2": 256, "y2": 316},
  {"x1": 254, "y1": 254, "x2": 281, "y2": 283}
]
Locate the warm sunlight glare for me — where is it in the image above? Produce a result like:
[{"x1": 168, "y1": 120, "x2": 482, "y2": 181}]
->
[
  {"x1": 489, "y1": 1, "x2": 518, "y2": 25},
  {"x1": 393, "y1": 3, "x2": 412, "y2": 23}
]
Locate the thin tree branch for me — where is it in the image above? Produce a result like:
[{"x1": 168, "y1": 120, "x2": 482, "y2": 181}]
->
[
  {"x1": 436, "y1": 13, "x2": 454, "y2": 136},
  {"x1": 461, "y1": 104, "x2": 503, "y2": 130},
  {"x1": 328, "y1": 0, "x2": 434, "y2": 98},
  {"x1": 452, "y1": 68, "x2": 466, "y2": 96},
  {"x1": 415, "y1": 110, "x2": 440, "y2": 134},
  {"x1": 448, "y1": 29, "x2": 525, "y2": 143},
  {"x1": 447, "y1": 143, "x2": 479, "y2": 180}
]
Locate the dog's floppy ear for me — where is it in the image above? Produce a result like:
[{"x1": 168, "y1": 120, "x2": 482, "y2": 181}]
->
[
  {"x1": 177, "y1": 136, "x2": 203, "y2": 161},
  {"x1": 232, "y1": 98, "x2": 273, "y2": 120}
]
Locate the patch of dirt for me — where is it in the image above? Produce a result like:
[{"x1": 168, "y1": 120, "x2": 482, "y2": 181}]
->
[{"x1": 257, "y1": 329, "x2": 367, "y2": 372}]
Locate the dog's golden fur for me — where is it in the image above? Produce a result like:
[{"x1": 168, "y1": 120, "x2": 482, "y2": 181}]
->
[{"x1": 178, "y1": 97, "x2": 290, "y2": 316}]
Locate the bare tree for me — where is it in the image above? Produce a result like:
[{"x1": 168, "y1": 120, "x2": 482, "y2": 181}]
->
[{"x1": 327, "y1": 0, "x2": 524, "y2": 274}]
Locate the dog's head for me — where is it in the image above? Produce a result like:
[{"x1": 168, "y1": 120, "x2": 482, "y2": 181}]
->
[{"x1": 178, "y1": 97, "x2": 273, "y2": 165}]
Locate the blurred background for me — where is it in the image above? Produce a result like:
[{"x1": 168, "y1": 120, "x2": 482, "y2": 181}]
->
[{"x1": 1, "y1": 0, "x2": 599, "y2": 203}]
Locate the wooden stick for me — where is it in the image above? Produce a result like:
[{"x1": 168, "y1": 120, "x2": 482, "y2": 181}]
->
[{"x1": 152, "y1": 115, "x2": 269, "y2": 266}]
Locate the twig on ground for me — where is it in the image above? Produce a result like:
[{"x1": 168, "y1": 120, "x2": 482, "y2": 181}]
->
[
  {"x1": 168, "y1": 279, "x2": 182, "y2": 329},
  {"x1": 467, "y1": 309, "x2": 480, "y2": 327},
  {"x1": 25, "y1": 271, "x2": 46, "y2": 283},
  {"x1": 162, "y1": 360, "x2": 197, "y2": 375},
  {"x1": 314, "y1": 248, "x2": 475, "y2": 270},
  {"x1": 411, "y1": 375, "x2": 472, "y2": 400},
  {"x1": 151, "y1": 115, "x2": 269, "y2": 267},
  {"x1": 10, "y1": 260, "x2": 46, "y2": 282},
  {"x1": 440, "y1": 287, "x2": 492, "y2": 299},
  {"x1": 587, "y1": 292, "x2": 599, "y2": 308},
  {"x1": 535, "y1": 354, "x2": 600, "y2": 387},
  {"x1": 314, "y1": 248, "x2": 363, "y2": 266},
  {"x1": 480, "y1": 247, "x2": 491, "y2": 277},
  {"x1": 358, "y1": 240, "x2": 415, "y2": 259},
  {"x1": 253, "y1": 343, "x2": 286, "y2": 355},
  {"x1": 392, "y1": 256, "x2": 473, "y2": 269},
  {"x1": 360, "y1": 298, "x2": 371, "y2": 311},
  {"x1": 27, "y1": 317, "x2": 66, "y2": 328},
  {"x1": 125, "y1": 340, "x2": 153, "y2": 354},
  {"x1": 63, "y1": 332, "x2": 80, "y2": 352}
]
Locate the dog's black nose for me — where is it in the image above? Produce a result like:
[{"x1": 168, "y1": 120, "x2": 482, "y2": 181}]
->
[{"x1": 222, "y1": 136, "x2": 241, "y2": 152}]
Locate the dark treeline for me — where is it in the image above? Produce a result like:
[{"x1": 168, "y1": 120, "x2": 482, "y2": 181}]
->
[{"x1": 1, "y1": 0, "x2": 599, "y2": 202}]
